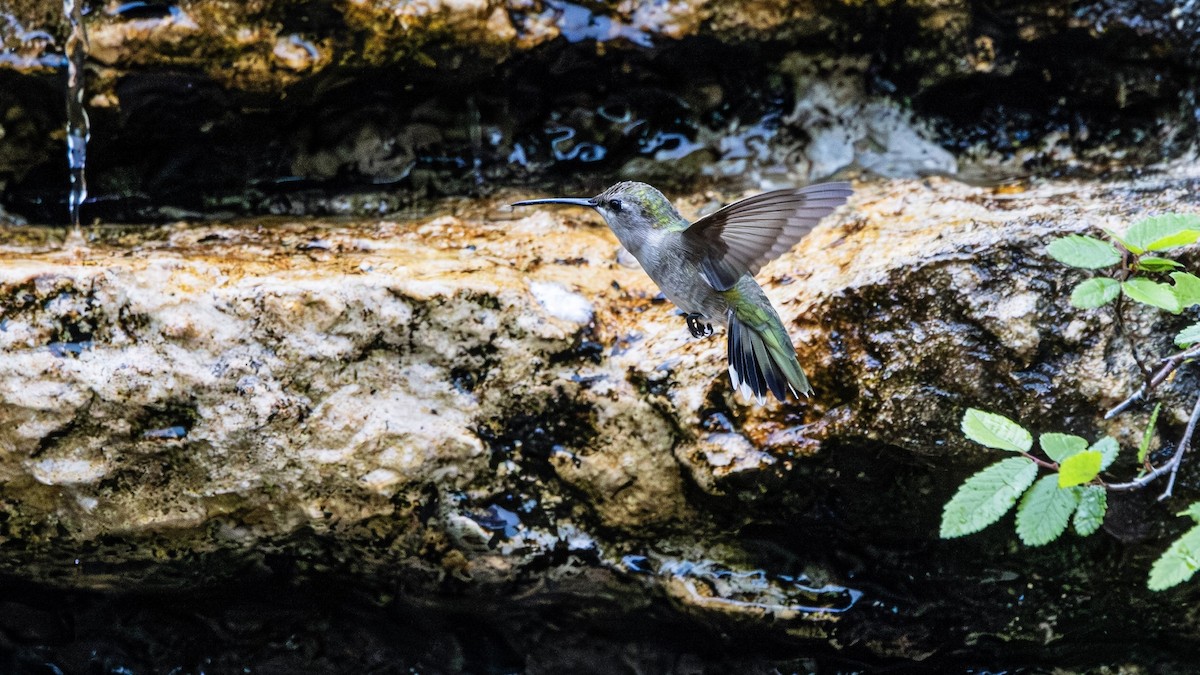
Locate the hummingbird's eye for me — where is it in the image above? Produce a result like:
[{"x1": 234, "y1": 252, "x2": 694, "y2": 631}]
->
[{"x1": 608, "y1": 199, "x2": 623, "y2": 213}]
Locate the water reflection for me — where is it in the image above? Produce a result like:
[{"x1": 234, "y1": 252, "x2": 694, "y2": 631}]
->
[
  {"x1": 470, "y1": 504, "x2": 522, "y2": 539},
  {"x1": 0, "y1": 12, "x2": 66, "y2": 69},
  {"x1": 3, "y1": 35, "x2": 806, "y2": 223},
  {"x1": 640, "y1": 130, "x2": 705, "y2": 161},
  {"x1": 546, "y1": 125, "x2": 607, "y2": 162},
  {"x1": 625, "y1": 553, "x2": 863, "y2": 616},
  {"x1": 544, "y1": 0, "x2": 655, "y2": 48},
  {"x1": 107, "y1": 1, "x2": 182, "y2": 20},
  {"x1": 142, "y1": 425, "x2": 188, "y2": 440}
]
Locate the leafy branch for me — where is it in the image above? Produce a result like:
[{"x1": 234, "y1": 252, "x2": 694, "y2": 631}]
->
[
  {"x1": 942, "y1": 212, "x2": 1200, "y2": 591},
  {"x1": 940, "y1": 410, "x2": 1116, "y2": 546}
]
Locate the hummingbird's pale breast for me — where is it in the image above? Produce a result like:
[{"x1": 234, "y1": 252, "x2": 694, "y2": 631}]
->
[{"x1": 627, "y1": 228, "x2": 731, "y2": 322}]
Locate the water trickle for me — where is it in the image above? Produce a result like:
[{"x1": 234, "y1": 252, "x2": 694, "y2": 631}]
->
[
  {"x1": 468, "y1": 95, "x2": 484, "y2": 187},
  {"x1": 63, "y1": 0, "x2": 90, "y2": 232}
]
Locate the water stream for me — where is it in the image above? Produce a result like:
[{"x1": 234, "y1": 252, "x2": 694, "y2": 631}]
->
[{"x1": 63, "y1": 0, "x2": 89, "y2": 232}]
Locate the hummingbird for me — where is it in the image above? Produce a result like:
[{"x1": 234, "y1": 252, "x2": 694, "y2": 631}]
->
[{"x1": 511, "y1": 181, "x2": 852, "y2": 403}]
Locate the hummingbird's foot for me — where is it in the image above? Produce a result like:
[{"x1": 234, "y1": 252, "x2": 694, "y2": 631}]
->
[{"x1": 685, "y1": 313, "x2": 713, "y2": 339}]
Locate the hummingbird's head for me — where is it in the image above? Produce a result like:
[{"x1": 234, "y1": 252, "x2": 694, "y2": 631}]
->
[
  {"x1": 592, "y1": 182, "x2": 684, "y2": 230},
  {"x1": 510, "y1": 181, "x2": 684, "y2": 232}
]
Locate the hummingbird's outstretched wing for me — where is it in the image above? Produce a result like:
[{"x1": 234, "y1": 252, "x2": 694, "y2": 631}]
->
[{"x1": 685, "y1": 182, "x2": 852, "y2": 291}]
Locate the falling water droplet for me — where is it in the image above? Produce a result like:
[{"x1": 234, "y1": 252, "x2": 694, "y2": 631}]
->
[
  {"x1": 467, "y1": 95, "x2": 484, "y2": 188},
  {"x1": 63, "y1": 0, "x2": 90, "y2": 233}
]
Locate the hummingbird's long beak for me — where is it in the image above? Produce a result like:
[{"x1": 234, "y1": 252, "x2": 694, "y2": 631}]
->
[{"x1": 510, "y1": 197, "x2": 596, "y2": 208}]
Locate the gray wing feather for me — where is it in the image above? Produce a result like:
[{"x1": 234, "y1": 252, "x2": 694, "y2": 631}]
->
[{"x1": 686, "y1": 182, "x2": 853, "y2": 291}]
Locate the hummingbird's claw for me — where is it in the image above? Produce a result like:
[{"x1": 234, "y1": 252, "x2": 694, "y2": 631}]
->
[{"x1": 685, "y1": 313, "x2": 713, "y2": 339}]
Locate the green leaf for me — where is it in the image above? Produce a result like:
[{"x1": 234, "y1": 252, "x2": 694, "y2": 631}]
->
[
  {"x1": 1090, "y1": 436, "x2": 1119, "y2": 471},
  {"x1": 1147, "y1": 230, "x2": 1200, "y2": 252},
  {"x1": 1148, "y1": 524, "x2": 1200, "y2": 591},
  {"x1": 1126, "y1": 213, "x2": 1200, "y2": 253},
  {"x1": 1016, "y1": 475, "x2": 1080, "y2": 546},
  {"x1": 961, "y1": 409, "x2": 1033, "y2": 453},
  {"x1": 1040, "y1": 433, "x2": 1088, "y2": 463},
  {"x1": 1074, "y1": 486, "x2": 1107, "y2": 537},
  {"x1": 1138, "y1": 403, "x2": 1162, "y2": 464},
  {"x1": 1122, "y1": 278, "x2": 1182, "y2": 314},
  {"x1": 1170, "y1": 272, "x2": 1200, "y2": 308},
  {"x1": 1179, "y1": 502, "x2": 1200, "y2": 524},
  {"x1": 1176, "y1": 323, "x2": 1200, "y2": 349},
  {"x1": 1070, "y1": 278, "x2": 1120, "y2": 309},
  {"x1": 1058, "y1": 450, "x2": 1103, "y2": 487},
  {"x1": 1134, "y1": 256, "x2": 1184, "y2": 272},
  {"x1": 940, "y1": 457, "x2": 1039, "y2": 539},
  {"x1": 1046, "y1": 235, "x2": 1122, "y2": 269}
]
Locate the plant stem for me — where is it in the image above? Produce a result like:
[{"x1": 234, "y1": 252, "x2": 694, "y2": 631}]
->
[
  {"x1": 1107, "y1": 392, "x2": 1200, "y2": 499},
  {"x1": 1021, "y1": 452, "x2": 1058, "y2": 471},
  {"x1": 1159, "y1": 392, "x2": 1200, "y2": 500},
  {"x1": 1113, "y1": 292, "x2": 1153, "y2": 380},
  {"x1": 1105, "y1": 345, "x2": 1200, "y2": 419}
]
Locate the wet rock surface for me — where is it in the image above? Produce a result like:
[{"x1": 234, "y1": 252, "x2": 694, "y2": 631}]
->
[
  {"x1": 3, "y1": 176, "x2": 1200, "y2": 670},
  {"x1": 1, "y1": 1, "x2": 1198, "y2": 223},
  {"x1": 3, "y1": 0, "x2": 1200, "y2": 671},
  {"x1": 4, "y1": 1, "x2": 1197, "y2": 83}
]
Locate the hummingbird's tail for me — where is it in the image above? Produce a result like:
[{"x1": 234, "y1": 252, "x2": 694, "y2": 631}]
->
[{"x1": 726, "y1": 308, "x2": 812, "y2": 403}]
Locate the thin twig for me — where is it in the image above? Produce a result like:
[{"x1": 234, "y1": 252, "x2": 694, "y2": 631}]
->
[
  {"x1": 1107, "y1": 392, "x2": 1200, "y2": 498},
  {"x1": 1162, "y1": 345, "x2": 1200, "y2": 364},
  {"x1": 1105, "y1": 344, "x2": 1200, "y2": 419},
  {"x1": 1159, "y1": 392, "x2": 1200, "y2": 501},
  {"x1": 1021, "y1": 452, "x2": 1058, "y2": 471},
  {"x1": 1113, "y1": 292, "x2": 1152, "y2": 379}
]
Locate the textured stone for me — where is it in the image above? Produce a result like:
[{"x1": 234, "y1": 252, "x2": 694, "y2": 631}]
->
[
  {"x1": 3, "y1": 0, "x2": 1197, "y2": 94},
  {"x1": 3, "y1": 173, "x2": 1200, "y2": 672},
  {"x1": 3, "y1": 172, "x2": 1200, "y2": 604}
]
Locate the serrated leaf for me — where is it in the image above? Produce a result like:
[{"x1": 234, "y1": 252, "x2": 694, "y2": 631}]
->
[
  {"x1": 1178, "y1": 502, "x2": 1200, "y2": 524},
  {"x1": 1172, "y1": 272, "x2": 1200, "y2": 309},
  {"x1": 1126, "y1": 214, "x2": 1200, "y2": 253},
  {"x1": 1040, "y1": 433, "x2": 1088, "y2": 463},
  {"x1": 1016, "y1": 475, "x2": 1080, "y2": 546},
  {"x1": 1176, "y1": 323, "x2": 1200, "y2": 349},
  {"x1": 1134, "y1": 256, "x2": 1184, "y2": 272},
  {"x1": 940, "y1": 457, "x2": 1039, "y2": 539},
  {"x1": 961, "y1": 409, "x2": 1032, "y2": 453},
  {"x1": 1090, "y1": 436, "x2": 1119, "y2": 471},
  {"x1": 1058, "y1": 450, "x2": 1103, "y2": 487},
  {"x1": 1122, "y1": 278, "x2": 1182, "y2": 314},
  {"x1": 1070, "y1": 278, "x2": 1120, "y2": 309},
  {"x1": 1138, "y1": 403, "x2": 1161, "y2": 464},
  {"x1": 1046, "y1": 235, "x2": 1123, "y2": 269},
  {"x1": 1074, "y1": 486, "x2": 1107, "y2": 536},
  {"x1": 1148, "y1": 524, "x2": 1200, "y2": 591}
]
